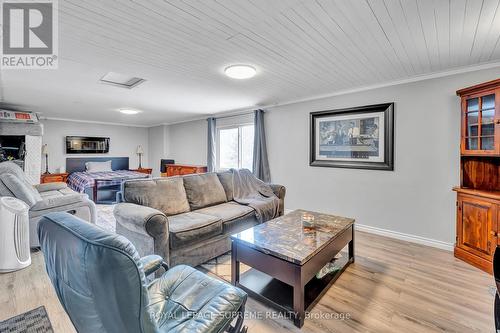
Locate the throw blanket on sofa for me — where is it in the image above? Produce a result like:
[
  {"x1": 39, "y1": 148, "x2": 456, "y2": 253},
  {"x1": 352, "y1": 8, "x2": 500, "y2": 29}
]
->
[{"x1": 231, "y1": 168, "x2": 279, "y2": 223}]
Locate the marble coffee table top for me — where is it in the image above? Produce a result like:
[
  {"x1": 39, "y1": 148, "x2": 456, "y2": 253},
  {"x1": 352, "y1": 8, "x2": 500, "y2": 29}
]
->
[{"x1": 231, "y1": 209, "x2": 354, "y2": 265}]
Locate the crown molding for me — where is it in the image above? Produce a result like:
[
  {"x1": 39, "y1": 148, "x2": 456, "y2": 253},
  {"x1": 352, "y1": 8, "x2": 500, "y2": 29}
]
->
[
  {"x1": 163, "y1": 60, "x2": 500, "y2": 126},
  {"x1": 41, "y1": 116, "x2": 151, "y2": 128},
  {"x1": 269, "y1": 60, "x2": 500, "y2": 108},
  {"x1": 41, "y1": 60, "x2": 500, "y2": 128}
]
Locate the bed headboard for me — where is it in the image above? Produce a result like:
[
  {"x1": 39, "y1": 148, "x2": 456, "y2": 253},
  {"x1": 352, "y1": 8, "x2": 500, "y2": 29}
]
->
[{"x1": 66, "y1": 157, "x2": 129, "y2": 173}]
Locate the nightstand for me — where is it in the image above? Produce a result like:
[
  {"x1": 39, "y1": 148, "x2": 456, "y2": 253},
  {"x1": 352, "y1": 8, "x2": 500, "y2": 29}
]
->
[
  {"x1": 131, "y1": 168, "x2": 152, "y2": 175},
  {"x1": 40, "y1": 173, "x2": 69, "y2": 184}
]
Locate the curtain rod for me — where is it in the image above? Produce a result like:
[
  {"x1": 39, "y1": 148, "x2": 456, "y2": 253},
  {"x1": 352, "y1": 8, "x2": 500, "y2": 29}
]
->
[{"x1": 209, "y1": 110, "x2": 260, "y2": 121}]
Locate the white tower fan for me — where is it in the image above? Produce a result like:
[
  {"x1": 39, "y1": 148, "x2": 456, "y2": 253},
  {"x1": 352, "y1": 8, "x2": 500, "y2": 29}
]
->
[{"x1": 0, "y1": 197, "x2": 31, "y2": 272}]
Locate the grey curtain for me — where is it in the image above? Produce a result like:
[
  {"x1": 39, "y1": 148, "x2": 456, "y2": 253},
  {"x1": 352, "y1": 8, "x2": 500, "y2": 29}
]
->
[
  {"x1": 207, "y1": 117, "x2": 216, "y2": 172},
  {"x1": 252, "y1": 109, "x2": 271, "y2": 182}
]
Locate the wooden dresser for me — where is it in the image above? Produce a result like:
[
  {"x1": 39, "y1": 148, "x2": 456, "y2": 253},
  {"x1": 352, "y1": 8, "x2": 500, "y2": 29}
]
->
[
  {"x1": 130, "y1": 168, "x2": 153, "y2": 175},
  {"x1": 40, "y1": 172, "x2": 69, "y2": 184},
  {"x1": 161, "y1": 164, "x2": 207, "y2": 177},
  {"x1": 454, "y1": 78, "x2": 500, "y2": 274}
]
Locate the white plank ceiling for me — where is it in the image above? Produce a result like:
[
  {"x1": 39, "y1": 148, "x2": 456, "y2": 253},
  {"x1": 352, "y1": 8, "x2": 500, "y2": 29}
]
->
[{"x1": 3, "y1": 0, "x2": 500, "y2": 125}]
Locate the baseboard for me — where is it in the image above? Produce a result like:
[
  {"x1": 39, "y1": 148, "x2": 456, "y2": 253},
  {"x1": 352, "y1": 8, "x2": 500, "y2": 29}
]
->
[
  {"x1": 355, "y1": 224, "x2": 454, "y2": 251},
  {"x1": 283, "y1": 209, "x2": 454, "y2": 251}
]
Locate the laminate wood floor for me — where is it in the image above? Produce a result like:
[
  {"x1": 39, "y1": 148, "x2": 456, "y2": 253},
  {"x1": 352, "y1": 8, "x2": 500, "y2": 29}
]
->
[{"x1": 0, "y1": 231, "x2": 494, "y2": 332}]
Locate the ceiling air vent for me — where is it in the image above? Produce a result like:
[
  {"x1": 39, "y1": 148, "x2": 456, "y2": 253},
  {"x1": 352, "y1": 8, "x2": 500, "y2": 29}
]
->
[{"x1": 99, "y1": 72, "x2": 146, "y2": 89}]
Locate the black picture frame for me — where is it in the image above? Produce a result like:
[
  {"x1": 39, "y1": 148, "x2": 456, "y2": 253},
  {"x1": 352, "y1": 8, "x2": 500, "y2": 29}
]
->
[
  {"x1": 310, "y1": 103, "x2": 394, "y2": 171},
  {"x1": 66, "y1": 136, "x2": 110, "y2": 154}
]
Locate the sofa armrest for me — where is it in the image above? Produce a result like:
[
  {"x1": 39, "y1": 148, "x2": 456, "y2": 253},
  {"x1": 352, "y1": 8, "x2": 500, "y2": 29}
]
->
[
  {"x1": 34, "y1": 182, "x2": 68, "y2": 193},
  {"x1": 269, "y1": 184, "x2": 286, "y2": 216},
  {"x1": 30, "y1": 193, "x2": 88, "y2": 212},
  {"x1": 269, "y1": 184, "x2": 286, "y2": 199},
  {"x1": 113, "y1": 203, "x2": 170, "y2": 264},
  {"x1": 139, "y1": 255, "x2": 169, "y2": 276}
]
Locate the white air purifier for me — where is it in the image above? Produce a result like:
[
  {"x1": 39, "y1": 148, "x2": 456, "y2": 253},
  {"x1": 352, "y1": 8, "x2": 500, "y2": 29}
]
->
[{"x1": 0, "y1": 197, "x2": 31, "y2": 272}]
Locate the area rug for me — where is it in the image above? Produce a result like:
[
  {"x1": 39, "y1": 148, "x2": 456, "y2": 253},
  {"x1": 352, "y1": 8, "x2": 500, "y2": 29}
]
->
[
  {"x1": 0, "y1": 306, "x2": 54, "y2": 333},
  {"x1": 199, "y1": 252, "x2": 251, "y2": 282},
  {"x1": 96, "y1": 204, "x2": 116, "y2": 233}
]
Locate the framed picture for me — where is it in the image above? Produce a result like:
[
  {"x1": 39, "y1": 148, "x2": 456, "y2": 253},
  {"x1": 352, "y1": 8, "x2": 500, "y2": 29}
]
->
[{"x1": 310, "y1": 103, "x2": 394, "y2": 170}]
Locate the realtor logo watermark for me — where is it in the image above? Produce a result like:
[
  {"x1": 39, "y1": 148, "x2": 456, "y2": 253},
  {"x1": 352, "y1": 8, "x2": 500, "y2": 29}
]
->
[{"x1": 1, "y1": 0, "x2": 58, "y2": 69}]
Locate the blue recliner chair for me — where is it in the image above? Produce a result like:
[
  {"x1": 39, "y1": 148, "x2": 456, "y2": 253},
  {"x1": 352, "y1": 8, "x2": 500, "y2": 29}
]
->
[{"x1": 38, "y1": 212, "x2": 248, "y2": 333}]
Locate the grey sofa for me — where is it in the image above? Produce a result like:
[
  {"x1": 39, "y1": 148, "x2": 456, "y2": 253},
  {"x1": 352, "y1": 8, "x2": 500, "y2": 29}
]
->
[
  {"x1": 114, "y1": 171, "x2": 285, "y2": 267},
  {"x1": 0, "y1": 161, "x2": 97, "y2": 247}
]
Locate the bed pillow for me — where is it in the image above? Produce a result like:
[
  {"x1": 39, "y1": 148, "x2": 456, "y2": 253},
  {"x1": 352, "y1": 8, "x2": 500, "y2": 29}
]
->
[{"x1": 86, "y1": 161, "x2": 112, "y2": 172}]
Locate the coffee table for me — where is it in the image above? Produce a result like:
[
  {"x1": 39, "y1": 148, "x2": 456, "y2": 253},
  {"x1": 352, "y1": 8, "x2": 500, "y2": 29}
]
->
[{"x1": 230, "y1": 209, "x2": 355, "y2": 328}]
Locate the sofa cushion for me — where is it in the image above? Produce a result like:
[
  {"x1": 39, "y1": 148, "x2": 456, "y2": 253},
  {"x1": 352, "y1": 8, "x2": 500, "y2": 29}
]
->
[
  {"x1": 183, "y1": 173, "x2": 227, "y2": 210},
  {"x1": 31, "y1": 193, "x2": 88, "y2": 212},
  {"x1": 0, "y1": 161, "x2": 42, "y2": 206},
  {"x1": 35, "y1": 182, "x2": 68, "y2": 192},
  {"x1": 217, "y1": 171, "x2": 234, "y2": 201},
  {"x1": 0, "y1": 161, "x2": 27, "y2": 179},
  {"x1": 168, "y1": 212, "x2": 222, "y2": 249},
  {"x1": 40, "y1": 189, "x2": 66, "y2": 200},
  {"x1": 197, "y1": 202, "x2": 254, "y2": 223},
  {"x1": 123, "y1": 178, "x2": 190, "y2": 216},
  {"x1": 0, "y1": 173, "x2": 42, "y2": 207},
  {"x1": 39, "y1": 187, "x2": 76, "y2": 199},
  {"x1": 59, "y1": 187, "x2": 77, "y2": 196},
  {"x1": 29, "y1": 200, "x2": 92, "y2": 219},
  {"x1": 147, "y1": 265, "x2": 246, "y2": 332}
]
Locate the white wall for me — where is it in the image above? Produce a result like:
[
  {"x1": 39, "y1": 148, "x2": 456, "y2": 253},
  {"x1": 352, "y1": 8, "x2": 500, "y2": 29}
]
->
[
  {"x1": 41, "y1": 119, "x2": 149, "y2": 173},
  {"x1": 162, "y1": 67, "x2": 500, "y2": 246},
  {"x1": 148, "y1": 125, "x2": 170, "y2": 176},
  {"x1": 167, "y1": 119, "x2": 207, "y2": 165}
]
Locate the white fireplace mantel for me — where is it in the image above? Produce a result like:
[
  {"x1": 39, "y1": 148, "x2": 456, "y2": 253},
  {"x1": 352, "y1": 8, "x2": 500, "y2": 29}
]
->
[{"x1": 0, "y1": 122, "x2": 43, "y2": 185}]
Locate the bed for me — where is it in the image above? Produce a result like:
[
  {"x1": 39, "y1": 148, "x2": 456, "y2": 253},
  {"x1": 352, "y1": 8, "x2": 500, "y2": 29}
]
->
[{"x1": 66, "y1": 157, "x2": 149, "y2": 204}]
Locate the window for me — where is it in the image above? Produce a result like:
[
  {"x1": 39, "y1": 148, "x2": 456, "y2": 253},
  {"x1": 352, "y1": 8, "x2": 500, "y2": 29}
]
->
[{"x1": 217, "y1": 124, "x2": 254, "y2": 170}]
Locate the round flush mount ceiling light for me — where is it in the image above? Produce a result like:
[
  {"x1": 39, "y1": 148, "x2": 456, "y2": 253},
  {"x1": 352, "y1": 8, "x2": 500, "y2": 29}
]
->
[
  {"x1": 118, "y1": 108, "x2": 141, "y2": 115},
  {"x1": 224, "y1": 65, "x2": 257, "y2": 79}
]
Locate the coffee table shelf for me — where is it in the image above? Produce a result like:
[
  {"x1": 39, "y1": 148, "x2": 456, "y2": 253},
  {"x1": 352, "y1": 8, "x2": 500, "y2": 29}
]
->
[{"x1": 237, "y1": 252, "x2": 350, "y2": 314}]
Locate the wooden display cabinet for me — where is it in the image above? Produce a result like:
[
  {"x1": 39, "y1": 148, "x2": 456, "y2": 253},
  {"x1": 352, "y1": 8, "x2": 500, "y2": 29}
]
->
[{"x1": 454, "y1": 78, "x2": 500, "y2": 274}]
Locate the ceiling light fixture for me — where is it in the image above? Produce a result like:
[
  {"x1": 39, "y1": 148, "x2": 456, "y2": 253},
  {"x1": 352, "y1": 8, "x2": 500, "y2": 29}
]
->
[
  {"x1": 118, "y1": 108, "x2": 141, "y2": 115},
  {"x1": 224, "y1": 65, "x2": 257, "y2": 79}
]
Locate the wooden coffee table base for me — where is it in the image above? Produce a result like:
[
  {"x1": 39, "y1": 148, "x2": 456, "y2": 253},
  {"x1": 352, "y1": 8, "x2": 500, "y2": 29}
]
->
[{"x1": 231, "y1": 225, "x2": 354, "y2": 328}]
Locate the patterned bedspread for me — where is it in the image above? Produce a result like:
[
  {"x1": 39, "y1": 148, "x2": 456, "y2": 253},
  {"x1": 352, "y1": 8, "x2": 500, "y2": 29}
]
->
[{"x1": 67, "y1": 170, "x2": 149, "y2": 193}]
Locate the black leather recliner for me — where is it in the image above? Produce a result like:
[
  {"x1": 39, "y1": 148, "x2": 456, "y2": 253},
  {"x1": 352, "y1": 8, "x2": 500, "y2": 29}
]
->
[{"x1": 38, "y1": 212, "x2": 248, "y2": 333}]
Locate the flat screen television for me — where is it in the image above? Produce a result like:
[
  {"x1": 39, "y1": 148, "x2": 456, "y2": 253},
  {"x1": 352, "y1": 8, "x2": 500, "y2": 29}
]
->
[{"x1": 66, "y1": 136, "x2": 110, "y2": 154}]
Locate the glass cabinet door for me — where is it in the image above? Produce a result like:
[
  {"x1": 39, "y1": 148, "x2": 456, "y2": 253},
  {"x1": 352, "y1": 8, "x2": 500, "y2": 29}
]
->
[
  {"x1": 465, "y1": 97, "x2": 479, "y2": 150},
  {"x1": 480, "y1": 94, "x2": 495, "y2": 150},
  {"x1": 464, "y1": 93, "x2": 497, "y2": 153}
]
